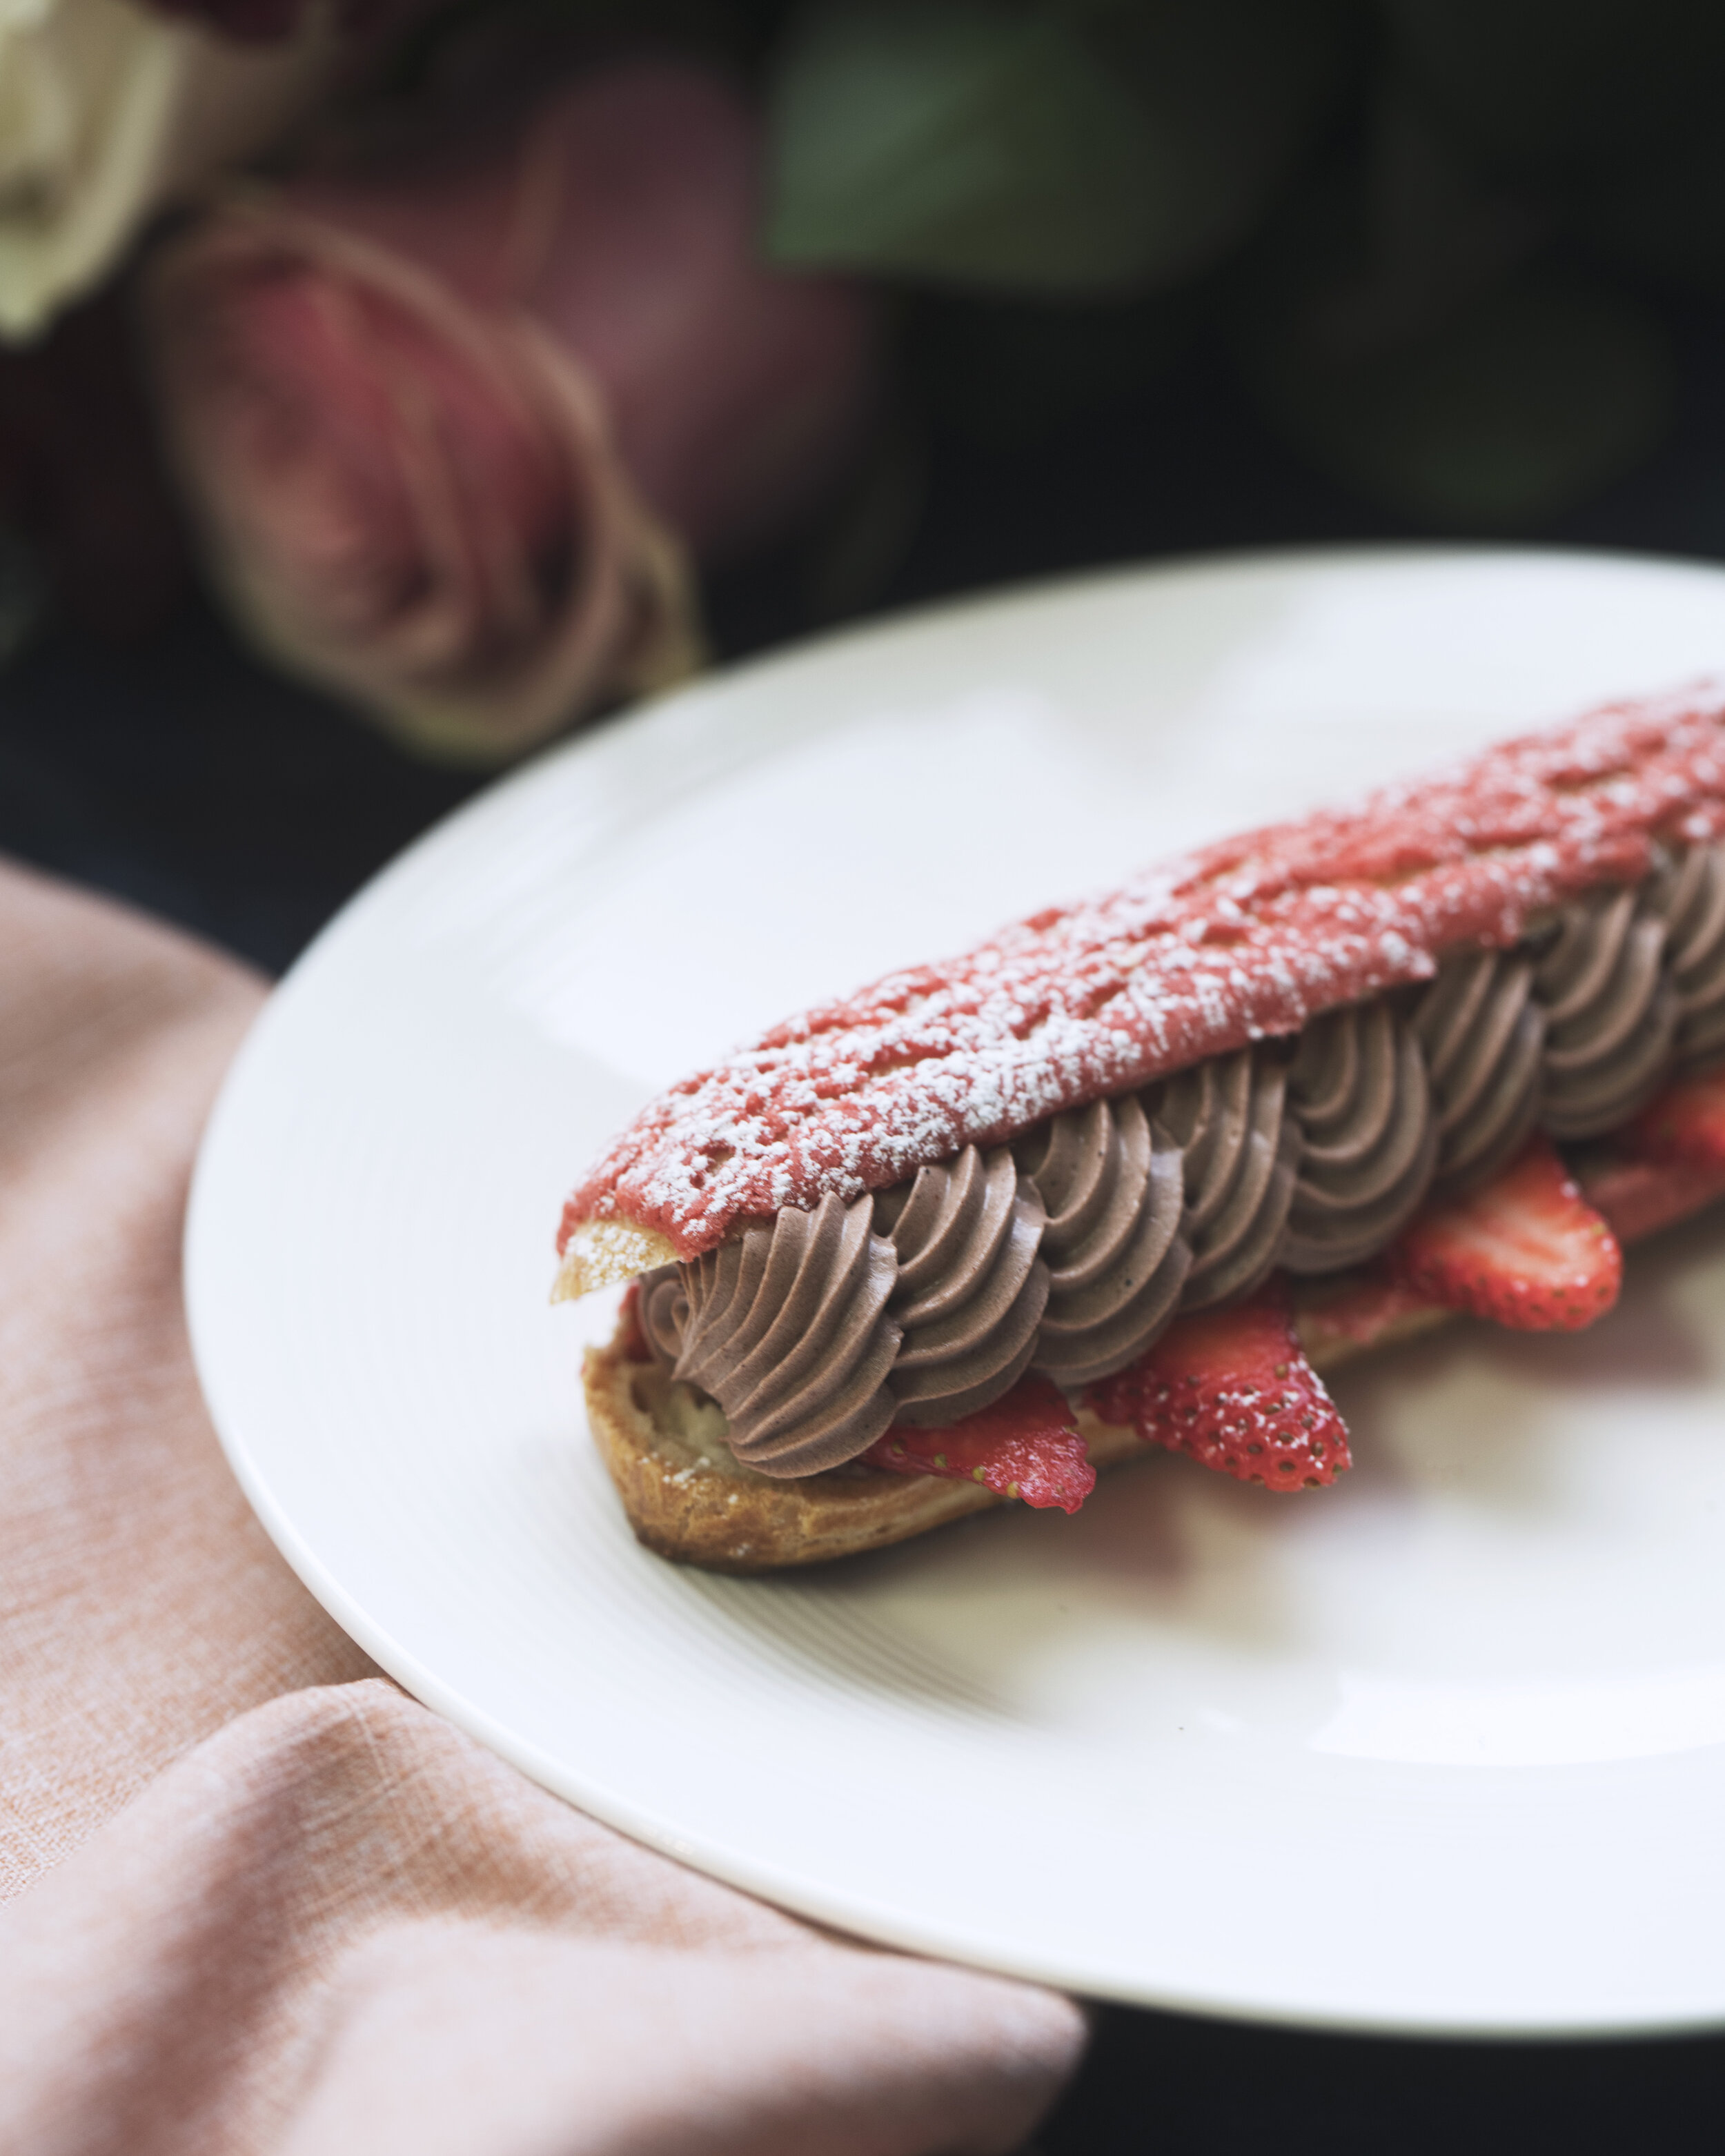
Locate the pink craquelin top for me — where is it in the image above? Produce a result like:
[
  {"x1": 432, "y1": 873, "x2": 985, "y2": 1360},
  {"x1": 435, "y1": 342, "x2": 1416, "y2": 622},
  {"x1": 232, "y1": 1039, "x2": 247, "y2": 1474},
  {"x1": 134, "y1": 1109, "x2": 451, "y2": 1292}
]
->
[{"x1": 560, "y1": 687, "x2": 1725, "y2": 1266}]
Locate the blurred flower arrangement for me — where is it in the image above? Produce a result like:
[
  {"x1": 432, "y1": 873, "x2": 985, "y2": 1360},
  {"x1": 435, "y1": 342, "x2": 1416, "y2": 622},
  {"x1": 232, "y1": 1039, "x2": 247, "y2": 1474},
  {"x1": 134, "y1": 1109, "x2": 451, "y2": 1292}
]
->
[{"x1": 3, "y1": 0, "x2": 1725, "y2": 761}]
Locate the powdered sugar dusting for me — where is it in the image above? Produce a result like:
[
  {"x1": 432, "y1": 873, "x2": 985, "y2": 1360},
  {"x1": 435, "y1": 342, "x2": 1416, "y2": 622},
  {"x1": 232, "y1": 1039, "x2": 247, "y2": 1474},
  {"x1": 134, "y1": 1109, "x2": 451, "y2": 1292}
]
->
[{"x1": 561, "y1": 687, "x2": 1725, "y2": 1260}]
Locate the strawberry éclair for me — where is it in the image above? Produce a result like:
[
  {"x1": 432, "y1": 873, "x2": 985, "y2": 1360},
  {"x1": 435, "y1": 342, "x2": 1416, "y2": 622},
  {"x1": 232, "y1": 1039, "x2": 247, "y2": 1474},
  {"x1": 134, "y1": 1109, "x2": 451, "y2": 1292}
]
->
[{"x1": 563, "y1": 686, "x2": 1725, "y2": 1513}]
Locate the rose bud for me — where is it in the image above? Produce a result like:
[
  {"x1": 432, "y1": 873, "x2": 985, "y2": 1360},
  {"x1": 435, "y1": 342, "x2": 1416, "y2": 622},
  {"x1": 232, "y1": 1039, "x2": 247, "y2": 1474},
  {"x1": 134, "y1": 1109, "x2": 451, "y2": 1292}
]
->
[{"x1": 144, "y1": 61, "x2": 880, "y2": 763}]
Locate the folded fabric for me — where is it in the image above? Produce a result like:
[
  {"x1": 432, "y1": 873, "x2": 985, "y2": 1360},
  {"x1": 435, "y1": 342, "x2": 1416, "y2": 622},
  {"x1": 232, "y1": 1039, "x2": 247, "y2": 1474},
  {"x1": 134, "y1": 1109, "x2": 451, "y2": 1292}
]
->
[{"x1": 0, "y1": 860, "x2": 1084, "y2": 2154}]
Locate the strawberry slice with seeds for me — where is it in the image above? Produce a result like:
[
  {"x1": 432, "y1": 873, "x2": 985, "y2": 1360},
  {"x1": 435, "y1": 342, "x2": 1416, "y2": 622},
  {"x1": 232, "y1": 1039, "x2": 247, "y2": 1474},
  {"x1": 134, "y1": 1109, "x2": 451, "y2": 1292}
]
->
[
  {"x1": 1085, "y1": 1280, "x2": 1350, "y2": 1490},
  {"x1": 1390, "y1": 1136, "x2": 1621, "y2": 1332},
  {"x1": 1615, "y1": 1067, "x2": 1725, "y2": 1174},
  {"x1": 864, "y1": 1374, "x2": 1094, "y2": 1513}
]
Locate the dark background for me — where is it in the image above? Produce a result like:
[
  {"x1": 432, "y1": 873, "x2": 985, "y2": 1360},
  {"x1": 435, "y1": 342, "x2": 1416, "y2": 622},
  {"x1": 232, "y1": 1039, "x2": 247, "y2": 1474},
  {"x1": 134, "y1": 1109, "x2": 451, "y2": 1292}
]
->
[
  {"x1": 18, "y1": 278, "x2": 1725, "y2": 978},
  {"x1": 8, "y1": 304, "x2": 1725, "y2": 2150}
]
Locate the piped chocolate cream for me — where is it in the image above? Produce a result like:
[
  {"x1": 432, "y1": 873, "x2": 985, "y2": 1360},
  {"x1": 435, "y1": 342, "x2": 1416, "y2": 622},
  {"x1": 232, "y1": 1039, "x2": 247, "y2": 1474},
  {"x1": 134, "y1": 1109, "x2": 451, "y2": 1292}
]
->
[
  {"x1": 1415, "y1": 948, "x2": 1544, "y2": 1191},
  {"x1": 1158, "y1": 1051, "x2": 1299, "y2": 1309},
  {"x1": 1664, "y1": 843, "x2": 1725, "y2": 1065},
  {"x1": 1536, "y1": 884, "x2": 1675, "y2": 1138},
  {"x1": 640, "y1": 846, "x2": 1725, "y2": 1476},
  {"x1": 875, "y1": 1145, "x2": 1048, "y2": 1425},
  {"x1": 1017, "y1": 1096, "x2": 1187, "y2": 1386},
  {"x1": 1281, "y1": 999, "x2": 1437, "y2": 1269},
  {"x1": 642, "y1": 1191, "x2": 899, "y2": 1474}
]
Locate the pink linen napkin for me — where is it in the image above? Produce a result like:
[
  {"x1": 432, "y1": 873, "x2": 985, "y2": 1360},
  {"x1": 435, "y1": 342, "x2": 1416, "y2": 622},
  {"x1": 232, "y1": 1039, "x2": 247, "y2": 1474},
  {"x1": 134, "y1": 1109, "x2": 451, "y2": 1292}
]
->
[{"x1": 0, "y1": 859, "x2": 1085, "y2": 2155}]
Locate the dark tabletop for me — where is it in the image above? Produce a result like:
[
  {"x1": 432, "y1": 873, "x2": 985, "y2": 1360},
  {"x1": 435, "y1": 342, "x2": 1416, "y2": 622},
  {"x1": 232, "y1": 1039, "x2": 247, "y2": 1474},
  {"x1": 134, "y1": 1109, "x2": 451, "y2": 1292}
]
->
[{"x1": 10, "y1": 303, "x2": 1725, "y2": 2151}]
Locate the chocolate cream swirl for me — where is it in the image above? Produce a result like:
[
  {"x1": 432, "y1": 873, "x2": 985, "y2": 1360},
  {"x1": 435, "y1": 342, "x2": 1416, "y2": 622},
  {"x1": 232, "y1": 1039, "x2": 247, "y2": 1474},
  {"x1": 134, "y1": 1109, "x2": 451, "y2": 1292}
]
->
[
  {"x1": 1158, "y1": 1050, "x2": 1301, "y2": 1309},
  {"x1": 1535, "y1": 882, "x2": 1676, "y2": 1138},
  {"x1": 642, "y1": 1191, "x2": 900, "y2": 1475},
  {"x1": 1657, "y1": 843, "x2": 1725, "y2": 1067},
  {"x1": 643, "y1": 1148, "x2": 1047, "y2": 1474},
  {"x1": 1280, "y1": 998, "x2": 1437, "y2": 1269},
  {"x1": 874, "y1": 1145, "x2": 1049, "y2": 1425},
  {"x1": 1415, "y1": 947, "x2": 1544, "y2": 1189},
  {"x1": 1016, "y1": 1094, "x2": 1189, "y2": 1385},
  {"x1": 1412, "y1": 872, "x2": 1680, "y2": 1180},
  {"x1": 640, "y1": 843, "x2": 1725, "y2": 1474}
]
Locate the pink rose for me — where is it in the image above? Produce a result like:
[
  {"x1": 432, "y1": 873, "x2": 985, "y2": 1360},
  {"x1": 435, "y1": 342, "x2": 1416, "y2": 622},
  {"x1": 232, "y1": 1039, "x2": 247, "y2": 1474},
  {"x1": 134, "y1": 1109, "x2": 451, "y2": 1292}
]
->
[{"x1": 145, "y1": 61, "x2": 880, "y2": 762}]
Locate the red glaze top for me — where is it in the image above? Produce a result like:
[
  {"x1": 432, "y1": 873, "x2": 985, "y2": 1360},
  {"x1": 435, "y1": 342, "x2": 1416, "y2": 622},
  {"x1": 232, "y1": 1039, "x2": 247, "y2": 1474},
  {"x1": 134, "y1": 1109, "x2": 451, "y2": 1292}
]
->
[{"x1": 560, "y1": 686, "x2": 1725, "y2": 1261}]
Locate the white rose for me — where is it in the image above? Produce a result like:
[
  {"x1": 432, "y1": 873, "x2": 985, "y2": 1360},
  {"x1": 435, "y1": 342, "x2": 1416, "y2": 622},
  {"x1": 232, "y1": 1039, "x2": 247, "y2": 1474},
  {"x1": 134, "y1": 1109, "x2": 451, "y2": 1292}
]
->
[{"x1": 0, "y1": 0, "x2": 338, "y2": 340}]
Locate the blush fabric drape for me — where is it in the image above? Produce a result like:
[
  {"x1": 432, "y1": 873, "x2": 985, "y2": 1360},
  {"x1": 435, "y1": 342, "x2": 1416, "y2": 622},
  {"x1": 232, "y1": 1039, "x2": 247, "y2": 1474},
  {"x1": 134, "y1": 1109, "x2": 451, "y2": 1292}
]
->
[{"x1": 0, "y1": 860, "x2": 1085, "y2": 2155}]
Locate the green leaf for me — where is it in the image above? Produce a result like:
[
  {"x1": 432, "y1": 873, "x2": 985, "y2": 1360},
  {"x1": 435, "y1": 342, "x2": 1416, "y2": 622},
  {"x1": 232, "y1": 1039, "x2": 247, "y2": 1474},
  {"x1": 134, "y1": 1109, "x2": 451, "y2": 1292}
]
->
[
  {"x1": 766, "y1": 0, "x2": 1357, "y2": 295},
  {"x1": 767, "y1": 1, "x2": 1164, "y2": 290},
  {"x1": 1245, "y1": 268, "x2": 1674, "y2": 528}
]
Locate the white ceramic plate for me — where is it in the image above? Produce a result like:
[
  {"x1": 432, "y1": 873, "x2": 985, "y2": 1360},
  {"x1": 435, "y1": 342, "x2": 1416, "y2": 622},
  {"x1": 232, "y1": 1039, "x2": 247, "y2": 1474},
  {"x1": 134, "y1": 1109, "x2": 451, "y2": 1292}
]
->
[{"x1": 188, "y1": 547, "x2": 1725, "y2": 2035}]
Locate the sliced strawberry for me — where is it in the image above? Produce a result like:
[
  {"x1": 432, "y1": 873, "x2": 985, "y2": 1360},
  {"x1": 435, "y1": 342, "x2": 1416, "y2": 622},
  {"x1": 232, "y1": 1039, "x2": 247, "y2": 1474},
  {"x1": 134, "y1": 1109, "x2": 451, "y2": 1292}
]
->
[
  {"x1": 1390, "y1": 1136, "x2": 1621, "y2": 1332},
  {"x1": 1615, "y1": 1067, "x2": 1725, "y2": 1174},
  {"x1": 863, "y1": 1374, "x2": 1095, "y2": 1513},
  {"x1": 1575, "y1": 1070, "x2": 1725, "y2": 1240},
  {"x1": 1086, "y1": 1280, "x2": 1350, "y2": 1490},
  {"x1": 1576, "y1": 1151, "x2": 1725, "y2": 1246},
  {"x1": 1294, "y1": 1264, "x2": 1442, "y2": 1360}
]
